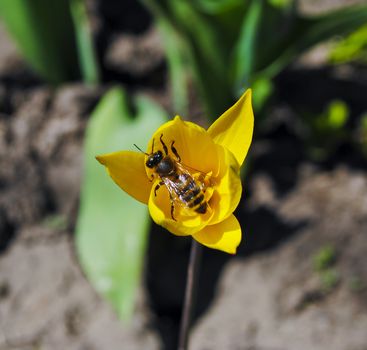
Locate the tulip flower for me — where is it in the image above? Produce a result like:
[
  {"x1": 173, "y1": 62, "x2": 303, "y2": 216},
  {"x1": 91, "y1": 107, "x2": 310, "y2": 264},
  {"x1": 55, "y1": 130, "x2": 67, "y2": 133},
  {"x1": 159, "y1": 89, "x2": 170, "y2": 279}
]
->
[{"x1": 97, "y1": 89, "x2": 253, "y2": 254}]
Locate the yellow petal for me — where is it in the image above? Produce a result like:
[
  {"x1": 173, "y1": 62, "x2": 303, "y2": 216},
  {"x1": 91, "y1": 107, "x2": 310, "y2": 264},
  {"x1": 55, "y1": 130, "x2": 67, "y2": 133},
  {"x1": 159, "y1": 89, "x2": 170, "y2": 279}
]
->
[
  {"x1": 207, "y1": 89, "x2": 254, "y2": 166},
  {"x1": 192, "y1": 215, "x2": 242, "y2": 254},
  {"x1": 145, "y1": 116, "x2": 221, "y2": 179},
  {"x1": 148, "y1": 179, "x2": 214, "y2": 236},
  {"x1": 96, "y1": 151, "x2": 151, "y2": 204},
  {"x1": 209, "y1": 146, "x2": 242, "y2": 225}
]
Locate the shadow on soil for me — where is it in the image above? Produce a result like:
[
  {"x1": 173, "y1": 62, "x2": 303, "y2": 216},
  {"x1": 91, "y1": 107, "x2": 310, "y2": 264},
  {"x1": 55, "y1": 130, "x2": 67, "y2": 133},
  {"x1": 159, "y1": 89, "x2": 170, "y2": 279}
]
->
[{"x1": 147, "y1": 204, "x2": 307, "y2": 349}]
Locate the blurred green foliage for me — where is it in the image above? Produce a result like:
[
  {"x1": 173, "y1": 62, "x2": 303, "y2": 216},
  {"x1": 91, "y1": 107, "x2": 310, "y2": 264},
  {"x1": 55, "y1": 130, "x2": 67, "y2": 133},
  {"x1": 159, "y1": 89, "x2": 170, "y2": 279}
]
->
[
  {"x1": 70, "y1": 0, "x2": 100, "y2": 84},
  {"x1": 313, "y1": 245, "x2": 339, "y2": 292},
  {"x1": 304, "y1": 100, "x2": 349, "y2": 160},
  {"x1": 76, "y1": 87, "x2": 167, "y2": 319},
  {"x1": 320, "y1": 269, "x2": 340, "y2": 292},
  {"x1": 0, "y1": 0, "x2": 99, "y2": 84},
  {"x1": 330, "y1": 24, "x2": 367, "y2": 64},
  {"x1": 313, "y1": 245, "x2": 337, "y2": 272},
  {"x1": 42, "y1": 214, "x2": 68, "y2": 231},
  {"x1": 140, "y1": 0, "x2": 367, "y2": 119}
]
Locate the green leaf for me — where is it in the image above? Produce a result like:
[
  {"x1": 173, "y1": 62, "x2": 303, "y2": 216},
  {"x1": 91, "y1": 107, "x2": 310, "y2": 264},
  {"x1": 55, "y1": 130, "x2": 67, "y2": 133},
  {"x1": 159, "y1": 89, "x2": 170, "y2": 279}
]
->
[
  {"x1": 233, "y1": 0, "x2": 263, "y2": 92},
  {"x1": 329, "y1": 24, "x2": 367, "y2": 64},
  {"x1": 167, "y1": 0, "x2": 233, "y2": 118},
  {"x1": 0, "y1": 0, "x2": 79, "y2": 84},
  {"x1": 70, "y1": 0, "x2": 100, "y2": 84},
  {"x1": 195, "y1": 0, "x2": 246, "y2": 14},
  {"x1": 255, "y1": 4, "x2": 367, "y2": 79},
  {"x1": 143, "y1": 0, "x2": 235, "y2": 118},
  {"x1": 76, "y1": 87, "x2": 167, "y2": 320},
  {"x1": 157, "y1": 18, "x2": 189, "y2": 115},
  {"x1": 267, "y1": 0, "x2": 292, "y2": 9}
]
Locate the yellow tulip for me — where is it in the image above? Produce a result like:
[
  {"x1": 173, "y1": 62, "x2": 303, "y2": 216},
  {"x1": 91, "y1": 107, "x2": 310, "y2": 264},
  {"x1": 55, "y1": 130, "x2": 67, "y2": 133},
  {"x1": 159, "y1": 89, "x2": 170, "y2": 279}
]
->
[{"x1": 97, "y1": 89, "x2": 254, "y2": 254}]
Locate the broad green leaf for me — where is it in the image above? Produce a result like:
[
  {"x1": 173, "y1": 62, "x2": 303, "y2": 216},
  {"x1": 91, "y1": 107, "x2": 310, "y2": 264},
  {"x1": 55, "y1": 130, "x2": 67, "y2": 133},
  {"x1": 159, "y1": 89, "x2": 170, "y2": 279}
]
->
[
  {"x1": 70, "y1": 0, "x2": 100, "y2": 84},
  {"x1": 76, "y1": 87, "x2": 167, "y2": 320},
  {"x1": 0, "y1": 0, "x2": 79, "y2": 84}
]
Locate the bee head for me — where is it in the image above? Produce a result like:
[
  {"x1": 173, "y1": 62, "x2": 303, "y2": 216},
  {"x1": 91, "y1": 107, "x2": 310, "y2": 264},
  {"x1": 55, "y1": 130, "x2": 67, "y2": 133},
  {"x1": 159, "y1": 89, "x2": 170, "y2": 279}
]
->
[{"x1": 146, "y1": 150, "x2": 163, "y2": 168}]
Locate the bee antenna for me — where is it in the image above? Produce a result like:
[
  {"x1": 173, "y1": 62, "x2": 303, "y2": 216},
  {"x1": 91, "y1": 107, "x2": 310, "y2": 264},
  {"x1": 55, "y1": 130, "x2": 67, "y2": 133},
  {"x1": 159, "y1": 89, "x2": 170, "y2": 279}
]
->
[{"x1": 133, "y1": 144, "x2": 149, "y2": 155}]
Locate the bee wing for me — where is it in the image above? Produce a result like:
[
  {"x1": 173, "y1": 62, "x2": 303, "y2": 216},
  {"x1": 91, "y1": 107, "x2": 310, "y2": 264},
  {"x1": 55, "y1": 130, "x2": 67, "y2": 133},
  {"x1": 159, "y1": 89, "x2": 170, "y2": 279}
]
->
[
  {"x1": 161, "y1": 163, "x2": 197, "y2": 203},
  {"x1": 161, "y1": 177, "x2": 183, "y2": 202},
  {"x1": 161, "y1": 176, "x2": 198, "y2": 217},
  {"x1": 176, "y1": 161, "x2": 207, "y2": 177},
  {"x1": 175, "y1": 161, "x2": 213, "y2": 190}
]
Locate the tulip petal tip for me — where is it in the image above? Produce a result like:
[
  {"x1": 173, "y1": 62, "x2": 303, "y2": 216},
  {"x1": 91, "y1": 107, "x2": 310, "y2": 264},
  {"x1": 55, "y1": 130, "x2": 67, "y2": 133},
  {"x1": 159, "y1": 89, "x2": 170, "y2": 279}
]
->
[{"x1": 95, "y1": 155, "x2": 105, "y2": 165}]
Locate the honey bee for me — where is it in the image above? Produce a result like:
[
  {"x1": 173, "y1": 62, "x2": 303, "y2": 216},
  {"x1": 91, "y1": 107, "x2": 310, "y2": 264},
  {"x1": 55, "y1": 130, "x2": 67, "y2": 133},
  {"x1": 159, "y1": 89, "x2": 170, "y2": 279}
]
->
[{"x1": 135, "y1": 134, "x2": 210, "y2": 221}]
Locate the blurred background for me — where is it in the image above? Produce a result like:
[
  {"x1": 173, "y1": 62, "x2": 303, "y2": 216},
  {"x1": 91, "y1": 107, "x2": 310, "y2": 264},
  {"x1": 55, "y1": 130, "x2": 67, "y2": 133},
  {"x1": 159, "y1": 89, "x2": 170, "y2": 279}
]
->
[{"x1": 0, "y1": 0, "x2": 367, "y2": 349}]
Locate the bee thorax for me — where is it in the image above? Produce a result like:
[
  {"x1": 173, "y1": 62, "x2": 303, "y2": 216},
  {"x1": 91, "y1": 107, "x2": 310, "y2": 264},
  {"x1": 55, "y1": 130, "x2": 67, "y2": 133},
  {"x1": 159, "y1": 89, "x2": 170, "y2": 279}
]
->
[{"x1": 156, "y1": 157, "x2": 176, "y2": 176}]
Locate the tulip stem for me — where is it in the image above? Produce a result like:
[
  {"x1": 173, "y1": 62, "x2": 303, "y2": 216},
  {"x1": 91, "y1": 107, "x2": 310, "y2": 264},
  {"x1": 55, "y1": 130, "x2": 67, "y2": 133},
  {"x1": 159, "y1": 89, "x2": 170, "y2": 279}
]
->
[{"x1": 178, "y1": 240, "x2": 202, "y2": 350}]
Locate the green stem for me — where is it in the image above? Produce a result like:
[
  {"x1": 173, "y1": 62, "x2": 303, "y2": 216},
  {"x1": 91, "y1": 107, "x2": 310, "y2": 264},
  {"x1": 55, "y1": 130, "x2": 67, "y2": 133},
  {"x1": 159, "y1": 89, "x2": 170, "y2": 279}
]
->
[{"x1": 177, "y1": 240, "x2": 202, "y2": 350}]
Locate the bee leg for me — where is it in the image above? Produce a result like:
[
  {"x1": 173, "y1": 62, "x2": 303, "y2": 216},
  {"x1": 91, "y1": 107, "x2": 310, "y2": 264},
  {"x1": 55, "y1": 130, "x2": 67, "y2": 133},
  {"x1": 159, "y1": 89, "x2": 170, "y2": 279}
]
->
[
  {"x1": 154, "y1": 181, "x2": 164, "y2": 196},
  {"x1": 171, "y1": 141, "x2": 181, "y2": 162},
  {"x1": 170, "y1": 197, "x2": 177, "y2": 221},
  {"x1": 160, "y1": 134, "x2": 168, "y2": 155}
]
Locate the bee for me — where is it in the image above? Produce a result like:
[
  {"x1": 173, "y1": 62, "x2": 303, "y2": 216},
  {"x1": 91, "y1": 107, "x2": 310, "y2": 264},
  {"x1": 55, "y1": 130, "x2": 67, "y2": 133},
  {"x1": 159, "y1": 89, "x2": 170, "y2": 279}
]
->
[{"x1": 135, "y1": 134, "x2": 210, "y2": 221}]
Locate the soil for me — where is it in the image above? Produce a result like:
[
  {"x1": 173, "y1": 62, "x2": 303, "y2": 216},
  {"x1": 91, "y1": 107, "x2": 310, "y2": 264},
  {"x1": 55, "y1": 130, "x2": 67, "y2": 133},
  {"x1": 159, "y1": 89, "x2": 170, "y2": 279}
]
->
[
  {"x1": 1, "y1": 1, "x2": 367, "y2": 350},
  {"x1": 192, "y1": 167, "x2": 367, "y2": 350}
]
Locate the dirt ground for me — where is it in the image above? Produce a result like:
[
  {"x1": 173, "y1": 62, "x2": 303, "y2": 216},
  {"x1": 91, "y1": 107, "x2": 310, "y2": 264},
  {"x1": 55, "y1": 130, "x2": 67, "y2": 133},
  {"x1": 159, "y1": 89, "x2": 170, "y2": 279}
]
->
[{"x1": 1, "y1": 1, "x2": 367, "y2": 350}]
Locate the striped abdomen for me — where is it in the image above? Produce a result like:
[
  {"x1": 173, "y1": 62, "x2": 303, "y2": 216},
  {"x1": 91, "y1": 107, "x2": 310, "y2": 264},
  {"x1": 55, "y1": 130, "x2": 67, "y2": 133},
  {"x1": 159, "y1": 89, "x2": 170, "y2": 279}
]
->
[{"x1": 175, "y1": 173, "x2": 207, "y2": 214}]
